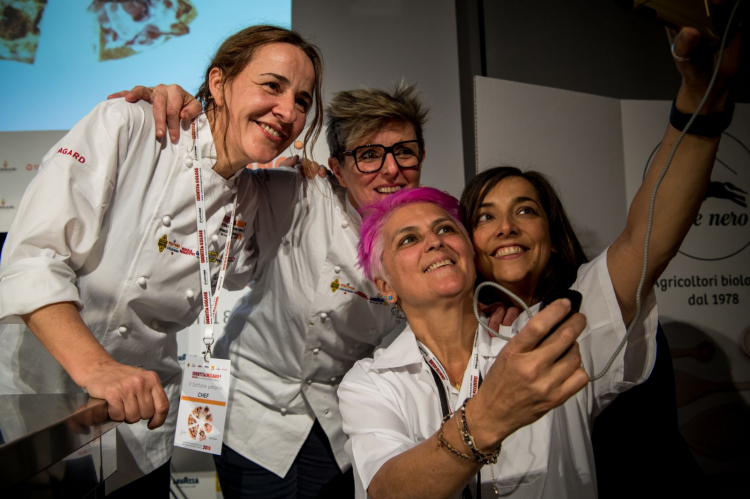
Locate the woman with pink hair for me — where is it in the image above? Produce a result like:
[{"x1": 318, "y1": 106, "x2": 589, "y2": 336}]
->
[
  {"x1": 339, "y1": 15, "x2": 739, "y2": 496},
  {"x1": 339, "y1": 187, "x2": 610, "y2": 498}
]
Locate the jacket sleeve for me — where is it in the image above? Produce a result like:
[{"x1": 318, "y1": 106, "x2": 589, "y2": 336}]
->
[
  {"x1": 573, "y1": 248, "x2": 659, "y2": 418},
  {"x1": 339, "y1": 361, "x2": 417, "y2": 493},
  {"x1": 0, "y1": 100, "x2": 135, "y2": 323}
]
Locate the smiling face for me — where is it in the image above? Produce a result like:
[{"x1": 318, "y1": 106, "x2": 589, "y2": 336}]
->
[
  {"x1": 329, "y1": 121, "x2": 423, "y2": 210},
  {"x1": 471, "y1": 176, "x2": 552, "y2": 305},
  {"x1": 375, "y1": 202, "x2": 475, "y2": 310},
  {"x1": 210, "y1": 42, "x2": 314, "y2": 171}
]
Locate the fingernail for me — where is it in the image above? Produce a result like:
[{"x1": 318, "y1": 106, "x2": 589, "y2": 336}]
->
[{"x1": 157, "y1": 129, "x2": 163, "y2": 136}]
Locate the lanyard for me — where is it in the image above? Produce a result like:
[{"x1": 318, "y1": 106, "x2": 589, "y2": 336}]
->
[
  {"x1": 418, "y1": 329, "x2": 482, "y2": 499},
  {"x1": 191, "y1": 120, "x2": 238, "y2": 360},
  {"x1": 418, "y1": 328, "x2": 481, "y2": 412}
]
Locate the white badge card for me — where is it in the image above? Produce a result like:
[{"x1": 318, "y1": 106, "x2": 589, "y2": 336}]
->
[{"x1": 174, "y1": 355, "x2": 230, "y2": 455}]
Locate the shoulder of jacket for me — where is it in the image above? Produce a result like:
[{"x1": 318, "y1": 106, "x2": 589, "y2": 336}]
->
[{"x1": 96, "y1": 98, "x2": 155, "y2": 129}]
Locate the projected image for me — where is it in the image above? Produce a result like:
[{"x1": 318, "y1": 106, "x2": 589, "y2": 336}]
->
[
  {"x1": 89, "y1": 0, "x2": 197, "y2": 62},
  {"x1": 0, "y1": 0, "x2": 47, "y2": 64},
  {"x1": 0, "y1": 0, "x2": 291, "y2": 131}
]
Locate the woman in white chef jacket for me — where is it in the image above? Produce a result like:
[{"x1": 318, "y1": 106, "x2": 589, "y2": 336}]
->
[
  {"x1": 338, "y1": 25, "x2": 739, "y2": 499},
  {"x1": 109, "y1": 83, "x2": 507, "y2": 498},
  {"x1": 0, "y1": 25, "x2": 323, "y2": 496}
]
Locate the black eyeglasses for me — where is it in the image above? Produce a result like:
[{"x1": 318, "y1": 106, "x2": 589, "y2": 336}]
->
[{"x1": 341, "y1": 140, "x2": 423, "y2": 173}]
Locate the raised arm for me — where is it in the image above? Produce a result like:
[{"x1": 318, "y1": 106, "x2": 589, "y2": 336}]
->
[
  {"x1": 608, "y1": 25, "x2": 741, "y2": 323},
  {"x1": 341, "y1": 300, "x2": 588, "y2": 499}
]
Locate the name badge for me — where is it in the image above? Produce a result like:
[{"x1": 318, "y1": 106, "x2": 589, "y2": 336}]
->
[{"x1": 174, "y1": 355, "x2": 230, "y2": 455}]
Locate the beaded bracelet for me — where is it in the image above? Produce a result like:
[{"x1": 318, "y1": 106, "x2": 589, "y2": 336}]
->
[
  {"x1": 437, "y1": 413, "x2": 475, "y2": 462},
  {"x1": 438, "y1": 406, "x2": 502, "y2": 466},
  {"x1": 459, "y1": 399, "x2": 502, "y2": 465}
]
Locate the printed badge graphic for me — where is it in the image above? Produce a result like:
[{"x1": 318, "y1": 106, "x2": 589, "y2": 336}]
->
[
  {"x1": 219, "y1": 215, "x2": 245, "y2": 241},
  {"x1": 186, "y1": 405, "x2": 213, "y2": 441},
  {"x1": 157, "y1": 234, "x2": 234, "y2": 263},
  {"x1": 330, "y1": 279, "x2": 389, "y2": 307},
  {"x1": 645, "y1": 132, "x2": 749, "y2": 261},
  {"x1": 88, "y1": 0, "x2": 197, "y2": 61}
]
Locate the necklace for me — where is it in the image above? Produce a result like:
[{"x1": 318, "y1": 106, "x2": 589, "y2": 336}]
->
[{"x1": 450, "y1": 374, "x2": 463, "y2": 391}]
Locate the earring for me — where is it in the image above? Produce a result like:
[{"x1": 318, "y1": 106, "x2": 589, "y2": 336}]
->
[{"x1": 387, "y1": 295, "x2": 393, "y2": 302}]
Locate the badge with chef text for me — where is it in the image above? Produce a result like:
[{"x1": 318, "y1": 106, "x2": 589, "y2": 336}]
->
[{"x1": 174, "y1": 355, "x2": 230, "y2": 455}]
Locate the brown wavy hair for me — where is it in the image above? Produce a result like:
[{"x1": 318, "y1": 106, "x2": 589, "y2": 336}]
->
[
  {"x1": 460, "y1": 166, "x2": 588, "y2": 305},
  {"x1": 195, "y1": 25, "x2": 324, "y2": 161}
]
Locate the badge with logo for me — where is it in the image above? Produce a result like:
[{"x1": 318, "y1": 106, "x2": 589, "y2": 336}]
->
[{"x1": 174, "y1": 355, "x2": 231, "y2": 455}]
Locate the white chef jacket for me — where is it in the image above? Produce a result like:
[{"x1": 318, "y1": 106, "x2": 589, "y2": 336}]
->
[
  {"x1": 338, "y1": 249, "x2": 659, "y2": 499},
  {"x1": 0, "y1": 99, "x2": 258, "y2": 491},
  {"x1": 213, "y1": 169, "x2": 404, "y2": 477}
]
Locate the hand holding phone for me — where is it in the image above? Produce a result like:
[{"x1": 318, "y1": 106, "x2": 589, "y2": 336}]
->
[{"x1": 538, "y1": 290, "x2": 583, "y2": 345}]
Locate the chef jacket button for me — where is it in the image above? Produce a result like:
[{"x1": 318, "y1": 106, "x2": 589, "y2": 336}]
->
[
  {"x1": 162, "y1": 216, "x2": 171, "y2": 227},
  {"x1": 312, "y1": 348, "x2": 320, "y2": 355},
  {"x1": 118, "y1": 326, "x2": 128, "y2": 334},
  {"x1": 186, "y1": 289, "x2": 194, "y2": 299},
  {"x1": 185, "y1": 157, "x2": 193, "y2": 168},
  {"x1": 212, "y1": 234, "x2": 219, "y2": 242},
  {"x1": 137, "y1": 276, "x2": 147, "y2": 287},
  {"x1": 150, "y1": 320, "x2": 159, "y2": 330},
  {"x1": 320, "y1": 312, "x2": 327, "y2": 320},
  {"x1": 369, "y1": 328, "x2": 377, "y2": 335},
  {"x1": 333, "y1": 266, "x2": 341, "y2": 274},
  {"x1": 280, "y1": 408, "x2": 288, "y2": 416},
  {"x1": 330, "y1": 377, "x2": 337, "y2": 382},
  {"x1": 341, "y1": 220, "x2": 349, "y2": 229},
  {"x1": 306, "y1": 379, "x2": 312, "y2": 385}
]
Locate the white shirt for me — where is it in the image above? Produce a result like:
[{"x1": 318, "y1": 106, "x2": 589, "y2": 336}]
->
[
  {"x1": 338, "y1": 249, "x2": 659, "y2": 499},
  {"x1": 0, "y1": 99, "x2": 258, "y2": 490},
  {"x1": 214, "y1": 170, "x2": 404, "y2": 477}
]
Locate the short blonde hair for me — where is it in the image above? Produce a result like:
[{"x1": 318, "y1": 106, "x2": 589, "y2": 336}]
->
[{"x1": 325, "y1": 82, "x2": 429, "y2": 158}]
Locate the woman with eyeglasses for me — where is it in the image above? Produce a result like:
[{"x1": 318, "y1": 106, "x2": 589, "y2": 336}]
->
[
  {"x1": 337, "y1": 23, "x2": 739, "y2": 499},
  {"x1": 0, "y1": 25, "x2": 322, "y2": 497},
  {"x1": 106, "y1": 82, "x2": 518, "y2": 498}
]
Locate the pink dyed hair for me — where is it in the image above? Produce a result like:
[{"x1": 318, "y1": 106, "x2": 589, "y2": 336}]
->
[{"x1": 357, "y1": 187, "x2": 468, "y2": 282}]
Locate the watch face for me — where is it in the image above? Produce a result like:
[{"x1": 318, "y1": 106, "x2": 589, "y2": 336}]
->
[{"x1": 644, "y1": 132, "x2": 750, "y2": 261}]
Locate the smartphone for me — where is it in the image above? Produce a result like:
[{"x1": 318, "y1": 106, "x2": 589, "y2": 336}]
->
[
  {"x1": 538, "y1": 289, "x2": 583, "y2": 345},
  {"x1": 615, "y1": 0, "x2": 742, "y2": 46}
]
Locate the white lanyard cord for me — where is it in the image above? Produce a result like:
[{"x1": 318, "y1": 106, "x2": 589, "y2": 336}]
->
[
  {"x1": 191, "y1": 120, "x2": 238, "y2": 361},
  {"x1": 418, "y1": 328, "x2": 481, "y2": 412}
]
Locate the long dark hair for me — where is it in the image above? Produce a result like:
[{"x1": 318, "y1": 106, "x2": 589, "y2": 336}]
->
[
  {"x1": 460, "y1": 166, "x2": 588, "y2": 305},
  {"x1": 195, "y1": 25, "x2": 324, "y2": 161}
]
